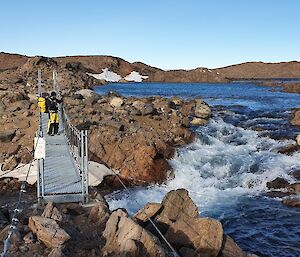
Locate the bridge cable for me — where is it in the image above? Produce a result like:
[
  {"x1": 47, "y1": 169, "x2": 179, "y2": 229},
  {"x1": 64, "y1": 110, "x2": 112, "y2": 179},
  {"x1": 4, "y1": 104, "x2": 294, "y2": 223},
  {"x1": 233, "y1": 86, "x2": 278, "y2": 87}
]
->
[{"x1": 1, "y1": 128, "x2": 42, "y2": 257}]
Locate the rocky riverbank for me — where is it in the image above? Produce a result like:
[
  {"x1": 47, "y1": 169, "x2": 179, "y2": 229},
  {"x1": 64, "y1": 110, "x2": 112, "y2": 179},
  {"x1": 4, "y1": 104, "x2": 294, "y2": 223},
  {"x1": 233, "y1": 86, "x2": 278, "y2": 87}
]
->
[{"x1": 0, "y1": 189, "x2": 257, "y2": 257}]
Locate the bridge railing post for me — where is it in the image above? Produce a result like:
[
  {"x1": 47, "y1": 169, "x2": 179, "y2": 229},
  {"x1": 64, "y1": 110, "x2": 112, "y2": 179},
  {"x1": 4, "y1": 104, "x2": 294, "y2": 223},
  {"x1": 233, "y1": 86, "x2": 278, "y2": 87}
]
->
[
  {"x1": 83, "y1": 130, "x2": 88, "y2": 203},
  {"x1": 80, "y1": 130, "x2": 89, "y2": 203}
]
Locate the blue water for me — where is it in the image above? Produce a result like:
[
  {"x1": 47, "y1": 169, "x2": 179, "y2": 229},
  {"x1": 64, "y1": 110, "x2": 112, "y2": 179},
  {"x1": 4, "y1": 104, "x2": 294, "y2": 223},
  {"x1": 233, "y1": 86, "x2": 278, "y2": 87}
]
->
[{"x1": 95, "y1": 82, "x2": 300, "y2": 257}]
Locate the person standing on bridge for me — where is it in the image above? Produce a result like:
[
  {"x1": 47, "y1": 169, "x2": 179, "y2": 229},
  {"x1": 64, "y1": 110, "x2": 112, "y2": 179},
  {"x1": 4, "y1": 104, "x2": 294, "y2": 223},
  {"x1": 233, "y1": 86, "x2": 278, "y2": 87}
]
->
[{"x1": 47, "y1": 91, "x2": 62, "y2": 136}]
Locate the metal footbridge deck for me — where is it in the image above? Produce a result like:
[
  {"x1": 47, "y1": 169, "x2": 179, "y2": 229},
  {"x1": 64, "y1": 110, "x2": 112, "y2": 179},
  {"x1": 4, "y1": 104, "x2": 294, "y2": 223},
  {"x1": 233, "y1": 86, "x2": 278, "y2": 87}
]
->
[{"x1": 36, "y1": 70, "x2": 88, "y2": 203}]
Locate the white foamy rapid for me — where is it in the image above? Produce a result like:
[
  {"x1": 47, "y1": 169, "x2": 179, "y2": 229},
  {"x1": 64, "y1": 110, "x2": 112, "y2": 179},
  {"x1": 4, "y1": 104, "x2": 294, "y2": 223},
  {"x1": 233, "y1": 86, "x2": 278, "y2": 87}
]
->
[{"x1": 106, "y1": 118, "x2": 300, "y2": 215}]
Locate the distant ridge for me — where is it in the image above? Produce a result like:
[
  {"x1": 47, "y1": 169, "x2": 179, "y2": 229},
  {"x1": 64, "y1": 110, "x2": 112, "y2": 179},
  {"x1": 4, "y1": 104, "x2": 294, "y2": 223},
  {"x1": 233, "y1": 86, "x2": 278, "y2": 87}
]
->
[
  {"x1": 1, "y1": 52, "x2": 300, "y2": 82},
  {"x1": 215, "y1": 61, "x2": 300, "y2": 79}
]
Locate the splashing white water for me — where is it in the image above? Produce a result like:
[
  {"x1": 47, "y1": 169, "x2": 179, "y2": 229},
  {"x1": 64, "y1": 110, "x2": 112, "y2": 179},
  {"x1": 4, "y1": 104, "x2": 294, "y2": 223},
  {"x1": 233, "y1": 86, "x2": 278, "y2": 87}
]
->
[{"x1": 106, "y1": 118, "x2": 300, "y2": 214}]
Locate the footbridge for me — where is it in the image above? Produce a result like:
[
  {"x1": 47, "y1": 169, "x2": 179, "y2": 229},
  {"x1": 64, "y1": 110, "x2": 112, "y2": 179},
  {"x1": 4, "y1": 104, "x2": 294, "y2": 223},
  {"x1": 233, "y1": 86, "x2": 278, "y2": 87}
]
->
[{"x1": 35, "y1": 70, "x2": 89, "y2": 203}]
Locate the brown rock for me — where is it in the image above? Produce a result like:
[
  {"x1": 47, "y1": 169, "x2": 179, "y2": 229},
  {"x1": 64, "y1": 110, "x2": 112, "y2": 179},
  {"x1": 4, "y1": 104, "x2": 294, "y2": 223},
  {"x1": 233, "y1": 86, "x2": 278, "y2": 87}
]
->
[
  {"x1": 110, "y1": 97, "x2": 124, "y2": 108},
  {"x1": 290, "y1": 109, "x2": 300, "y2": 126},
  {"x1": 264, "y1": 191, "x2": 293, "y2": 198},
  {"x1": 190, "y1": 117, "x2": 208, "y2": 126},
  {"x1": 165, "y1": 218, "x2": 223, "y2": 257},
  {"x1": 42, "y1": 202, "x2": 63, "y2": 222},
  {"x1": 179, "y1": 247, "x2": 198, "y2": 257},
  {"x1": 23, "y1": 232, "x2": 35, "y2": 244},
  {"x1": 2, "y1": 155, "x2": 19, "y2": 171},
  {"x1": 159, "y1": 189, "x2": 199, "y2": 222},
  {"x1": 0, "y1": 130, "x2": 15, "y2": 143},
  {"x1": 287, "y1": 183, "x2": 300, "y2": 194},
  {"x1": 219, "y1": 235, "x2": 247, "y2": 257},
  {"x1": 282, "y1": 198, "x2": 300, "y2": 208},
  {"x1": 102, "y1": 209, "x2": 166, "y2": 257},
  {"x1": 277, "y1": 144, "x2": 300, "y2": 155},
  {"x1": 194, "y1": 99, "x2": 211, "y2": 119},
  {"x1": 88, "y1": 199, "x2": 110, "y2": 227},
  {"x1": 28, "y1": 216, "x2": 70, "y2": 248},
  {"x1": 134, "y1": 203, "x2": 163, "y2": 225},
  {"x1": 48, "y1": 247, "x2": 66, "y2": 257},
  {"x1": 266, "y1": 177, "x2": 290, "y2": 189}
]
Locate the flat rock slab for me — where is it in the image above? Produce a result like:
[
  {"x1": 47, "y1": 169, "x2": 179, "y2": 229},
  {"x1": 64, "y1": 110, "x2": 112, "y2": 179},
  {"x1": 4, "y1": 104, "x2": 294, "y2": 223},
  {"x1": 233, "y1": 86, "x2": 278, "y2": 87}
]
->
[{"x1": 29, "y1": 216, "x2": 70, "y2": 248}]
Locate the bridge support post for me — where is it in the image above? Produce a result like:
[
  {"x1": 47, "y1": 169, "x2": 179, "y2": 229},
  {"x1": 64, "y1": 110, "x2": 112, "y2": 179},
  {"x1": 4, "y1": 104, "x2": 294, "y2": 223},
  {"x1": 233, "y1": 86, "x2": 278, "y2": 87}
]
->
[{"x1": 80, "y1": 130, "x2": 89, "y2": 203}]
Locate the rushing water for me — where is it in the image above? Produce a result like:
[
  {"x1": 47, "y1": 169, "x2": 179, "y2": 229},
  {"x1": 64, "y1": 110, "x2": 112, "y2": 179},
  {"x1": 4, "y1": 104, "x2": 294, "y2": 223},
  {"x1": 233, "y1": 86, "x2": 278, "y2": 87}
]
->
[{"x1": 95, "y1": 82, "x2": 300, "y2": 257}]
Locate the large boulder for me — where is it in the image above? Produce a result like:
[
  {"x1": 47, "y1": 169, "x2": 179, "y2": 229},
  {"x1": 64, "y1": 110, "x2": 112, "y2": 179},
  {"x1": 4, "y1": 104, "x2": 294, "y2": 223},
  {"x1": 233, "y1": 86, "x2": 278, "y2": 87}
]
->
[
  {"x1": 102, "y1": 209, "x2": 166, "y2": 257},
  {"x1": 194, "y1": 99, "x2": 211, "y2": 119},
  {"x1": 110, "y1": 97, "x2": 124, "y2": 108},
  {"x1": 146, "y1": 189, "x2": 199, "y2": 235},
  {"x1": 165, "y1": 218, "x2": 223, "y2": 257},
  {"x1": 266, "y1": 177, "x2": 290, "y2": 189},
  {"x1": 159, "y1": 189, "x2": 199, "y2": 222},
  {"x1": 28, "y1": 216, "x2": 70, "y2": 248}
]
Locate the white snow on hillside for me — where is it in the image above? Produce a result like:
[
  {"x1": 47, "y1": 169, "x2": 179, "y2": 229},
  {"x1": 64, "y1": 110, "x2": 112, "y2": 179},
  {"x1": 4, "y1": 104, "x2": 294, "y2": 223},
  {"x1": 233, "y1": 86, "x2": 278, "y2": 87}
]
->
[
  {"x1": 124, "y1": 71, "x2": 148, "y2": 82},
  {"x1": 88, "y1": 68, "x2": 121, "y2": 82}
]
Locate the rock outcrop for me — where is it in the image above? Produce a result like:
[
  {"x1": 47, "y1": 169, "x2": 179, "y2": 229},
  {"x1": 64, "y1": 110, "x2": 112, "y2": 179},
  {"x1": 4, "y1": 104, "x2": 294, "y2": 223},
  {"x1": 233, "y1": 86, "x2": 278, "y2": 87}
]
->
[
  {"x1": 64, "y1": 93, "x2": 211, "y2": 185},
  {"x1": 132, "y1": 189, "x2": 249, "y2": 257},
  {"x1": 28, "y1": 216, "x2": 70, "y2": 248},
  {"x1": 102, "y1": 209, "x2": 166, "y2": 257}
]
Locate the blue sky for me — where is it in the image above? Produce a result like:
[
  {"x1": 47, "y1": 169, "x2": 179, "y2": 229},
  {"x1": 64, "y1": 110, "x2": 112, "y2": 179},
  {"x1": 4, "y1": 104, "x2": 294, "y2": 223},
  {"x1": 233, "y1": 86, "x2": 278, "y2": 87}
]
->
[{"x1": 1, "y1": 0, "x2": 300, "y2": 69}]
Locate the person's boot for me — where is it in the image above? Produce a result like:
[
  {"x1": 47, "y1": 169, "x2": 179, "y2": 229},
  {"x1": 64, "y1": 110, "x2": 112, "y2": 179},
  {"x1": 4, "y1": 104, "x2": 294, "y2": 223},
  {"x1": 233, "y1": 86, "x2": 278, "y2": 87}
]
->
[
  {"x1": 54, "y1": 123, "x2": 59, "y2": 135},
  {"x1": 49, "y1": 123, "x2": 55, "y2": 136}
]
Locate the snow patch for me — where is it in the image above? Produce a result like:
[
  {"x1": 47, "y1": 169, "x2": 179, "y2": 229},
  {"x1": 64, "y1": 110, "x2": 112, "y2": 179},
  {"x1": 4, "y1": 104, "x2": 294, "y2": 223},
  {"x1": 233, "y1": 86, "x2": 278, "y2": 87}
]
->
[
  {"x1": 0, "y1": 160, "x2": 116, "y2": 187},
  {"x1": 0, "y1": 161, "x2": 38, "y2": 185},
  {"x1": 124, "y1": 71, "x2": 148, "y2": 82},
  {"x1": 88, "y1": 68, "x2": 121, "y2": 82},
  {"x1": 88, "y1": 69, "x2": 149, "y2": 83},
  {"x1": 88, "y1": 161, "x2": 116, "y2": 186}
]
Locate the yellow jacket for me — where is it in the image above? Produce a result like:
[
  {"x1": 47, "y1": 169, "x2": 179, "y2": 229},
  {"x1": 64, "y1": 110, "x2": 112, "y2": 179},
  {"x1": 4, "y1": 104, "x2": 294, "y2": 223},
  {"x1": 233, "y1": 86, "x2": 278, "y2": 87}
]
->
[{"x1": 38, "y1": 97, "x2": 46, "y2": 113}]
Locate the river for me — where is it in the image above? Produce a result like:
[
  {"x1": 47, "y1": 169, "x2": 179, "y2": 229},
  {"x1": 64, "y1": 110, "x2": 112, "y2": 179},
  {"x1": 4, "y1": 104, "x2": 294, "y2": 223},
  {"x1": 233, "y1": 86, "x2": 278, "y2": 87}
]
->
[{"x1": 95, "y1": 82, "x2": 300, "y2": 257}]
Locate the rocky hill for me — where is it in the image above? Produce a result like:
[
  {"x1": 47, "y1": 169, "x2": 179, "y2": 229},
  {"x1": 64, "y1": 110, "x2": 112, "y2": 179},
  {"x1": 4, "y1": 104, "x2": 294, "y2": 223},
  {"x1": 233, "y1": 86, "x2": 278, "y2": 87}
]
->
[
  {"x1": 215, "y1": 61, "x2": 300, "y2": 79},
  {"x1": 1, "y1": 52, "x2": 300, "y2": 84},
  {"x1": 0, "y1": 53, "x2": 226, "y2": 84},
  {"x1": 0, "y1": 52, "x2": 28, "y2": 72}
]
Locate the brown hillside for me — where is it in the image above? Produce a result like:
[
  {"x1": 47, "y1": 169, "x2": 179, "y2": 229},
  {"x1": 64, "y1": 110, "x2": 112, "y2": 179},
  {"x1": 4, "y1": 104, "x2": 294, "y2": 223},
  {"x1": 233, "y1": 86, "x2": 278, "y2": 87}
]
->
[
  {"x1": 54, "y1": 55, "x2": 226, "y2": 82},
  {"x1": 215, "y1": 61, "x2": 300, "y2": 79},
  {"x1": 0, "y1": 52, "x2": 29, "y2": 71}
]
